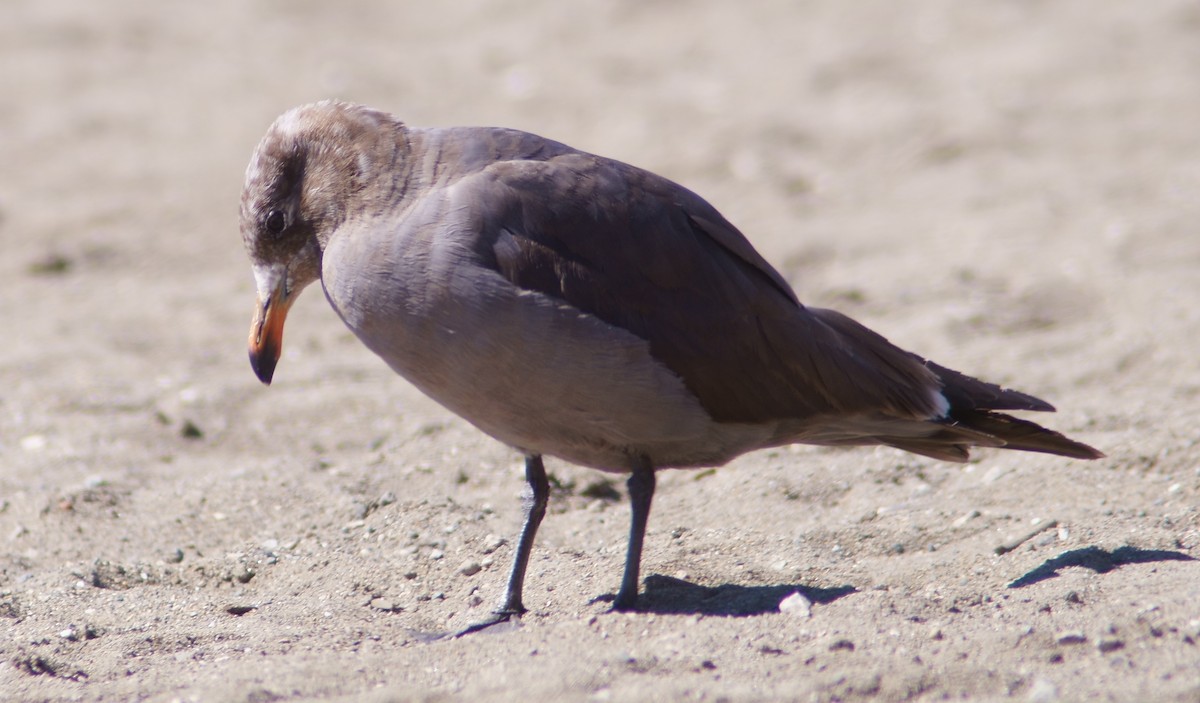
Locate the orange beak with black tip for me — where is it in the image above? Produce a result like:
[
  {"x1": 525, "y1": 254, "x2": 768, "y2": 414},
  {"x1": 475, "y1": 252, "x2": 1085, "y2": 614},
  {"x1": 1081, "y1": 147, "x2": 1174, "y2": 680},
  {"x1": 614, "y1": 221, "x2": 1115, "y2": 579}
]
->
[{"x1": 248, "y1": 280, "x2": 293, "y2": 385}]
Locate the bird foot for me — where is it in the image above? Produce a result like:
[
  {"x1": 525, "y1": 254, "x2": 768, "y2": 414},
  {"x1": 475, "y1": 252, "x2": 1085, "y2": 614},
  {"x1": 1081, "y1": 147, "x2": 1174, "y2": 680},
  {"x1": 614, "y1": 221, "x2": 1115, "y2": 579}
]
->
[
  {"x1": 451, "y1": 608, "x2": 525, "y2": 638},
  {"x1": 612, "y1": 591, "x2": 640, "y2": 612}
]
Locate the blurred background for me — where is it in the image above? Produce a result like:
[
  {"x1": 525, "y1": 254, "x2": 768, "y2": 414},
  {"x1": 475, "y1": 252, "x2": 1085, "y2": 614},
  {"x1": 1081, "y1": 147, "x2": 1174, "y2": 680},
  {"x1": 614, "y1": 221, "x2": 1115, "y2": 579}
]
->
[{"x1": 1, "y1": 1, "x2": 1199, "y2": 699}]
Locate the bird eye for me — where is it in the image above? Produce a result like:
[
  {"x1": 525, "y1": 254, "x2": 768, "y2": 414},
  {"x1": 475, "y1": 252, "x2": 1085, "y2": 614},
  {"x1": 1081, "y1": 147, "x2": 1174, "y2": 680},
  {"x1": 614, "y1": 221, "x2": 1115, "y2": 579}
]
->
[{"x1": 265, "y1": 209, "x2": 286, "y2": 236}]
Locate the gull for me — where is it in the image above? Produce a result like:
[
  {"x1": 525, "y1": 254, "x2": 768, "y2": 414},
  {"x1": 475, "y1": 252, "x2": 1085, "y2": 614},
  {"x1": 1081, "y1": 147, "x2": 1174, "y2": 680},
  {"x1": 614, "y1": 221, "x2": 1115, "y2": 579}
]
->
[{"x1": 241, "y1": 101, "x2": 1102, "y2": 630}]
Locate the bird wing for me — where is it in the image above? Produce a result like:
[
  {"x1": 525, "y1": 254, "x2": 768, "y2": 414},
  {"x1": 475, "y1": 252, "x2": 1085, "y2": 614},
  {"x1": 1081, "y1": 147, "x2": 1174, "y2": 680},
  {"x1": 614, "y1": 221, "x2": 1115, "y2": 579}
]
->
[{"x1": 443, "y1": 146, "x2": 947, "y2": 425}]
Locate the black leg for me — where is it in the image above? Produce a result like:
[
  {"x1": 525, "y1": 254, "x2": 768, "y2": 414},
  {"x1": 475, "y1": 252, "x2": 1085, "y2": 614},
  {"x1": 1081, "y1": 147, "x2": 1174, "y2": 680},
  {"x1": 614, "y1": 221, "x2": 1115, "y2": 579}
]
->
[
  {"x1": 614, "y1": 456, "x2": 655, "y2": 611},
  {"x1": 455, "y1": 453, "x2": 548, "y2": 637},
  {"x1": 498, "y1": 453, "x2": 549, "y2": 614}
]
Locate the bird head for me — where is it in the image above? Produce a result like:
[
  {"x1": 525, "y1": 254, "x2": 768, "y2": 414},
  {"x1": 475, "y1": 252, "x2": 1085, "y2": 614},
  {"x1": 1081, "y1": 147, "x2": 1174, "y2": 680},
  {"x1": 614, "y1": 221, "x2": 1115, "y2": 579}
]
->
[{"x1": 240, "y1": 100, "x2": 405, "y2": 384}]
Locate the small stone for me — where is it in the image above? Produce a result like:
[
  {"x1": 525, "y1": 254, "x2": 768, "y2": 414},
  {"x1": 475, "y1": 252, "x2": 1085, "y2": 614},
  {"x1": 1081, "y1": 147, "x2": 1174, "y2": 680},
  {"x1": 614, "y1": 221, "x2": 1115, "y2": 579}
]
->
[
  {"x1": 59, "y1": 626, "x2": 78, "y2": 641},
  {"x1": 1097, "y1": 638, "x2": 1125, "y2": 653},
  {"x1": 482, "y1": 534, "x2": 505, "y2": 554},
  {"x1": 828, "y1": 639, "x2": 855, "y2": 651},
  {"x1": 459, "y1": 561, "x2": 482, "y2": 577},
  {"x1": 429, "y1": 550, "x2": 444, "y2": 561},
  {"x1": 28, "y1": 252, "x2": 72, "y2": 275},
  {"x1": 20, "y1": 435, "x2": 47, "y2": 452},
  {"x1": 1026, "y1": 677, "x2": 1059, "y2": 703},
  {"x1": 1057, "y1": 632, "x2": 1087, "y2": 645},
  {"x1": 1187, "y1": 619, "x2": 1200, "y2": 638},
  {"x1": 180, "y1": 420, "x2": 204, "y2": 439},
  {"x1": 952, "y1": 510, "x2": 981, "y2": 528},
  {"x1": 165, "y1": 548, "x2": 185, "y2": 564},
  {"x1": 403, "y1": 571, "x2": 418, "y2": 580},
  {"x1": 1064, "y1": 591, "x2": 1082, "y2": 605},
  {"x1": 778, "y1": 591, "x2": 812, "y2": 617}
]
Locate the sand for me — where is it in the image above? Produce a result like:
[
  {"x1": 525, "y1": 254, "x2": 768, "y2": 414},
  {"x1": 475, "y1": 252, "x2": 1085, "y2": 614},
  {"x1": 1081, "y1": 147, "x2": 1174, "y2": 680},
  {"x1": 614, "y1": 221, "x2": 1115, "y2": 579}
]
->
[{"x1": 2, "y1": 1, "x2": 1199, "y2": 700}]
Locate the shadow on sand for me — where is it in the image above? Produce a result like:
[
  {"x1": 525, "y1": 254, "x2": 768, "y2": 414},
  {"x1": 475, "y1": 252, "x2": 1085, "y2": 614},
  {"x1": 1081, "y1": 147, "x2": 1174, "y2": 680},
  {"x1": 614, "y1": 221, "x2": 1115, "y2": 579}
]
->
[
  {"x1": 592, "y1": 575, "x2": 857, "y2": 616},
  {"x1": 1008, "y1": 545, "x2": 1194, "y2": 589}
]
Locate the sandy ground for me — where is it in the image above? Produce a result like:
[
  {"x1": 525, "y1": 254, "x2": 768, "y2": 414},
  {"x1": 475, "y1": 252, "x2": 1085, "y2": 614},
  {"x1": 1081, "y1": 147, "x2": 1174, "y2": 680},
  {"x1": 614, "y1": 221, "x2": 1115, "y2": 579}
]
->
[{"x1": 2, "y1": 1, "x2": 1199, "y2": 701}]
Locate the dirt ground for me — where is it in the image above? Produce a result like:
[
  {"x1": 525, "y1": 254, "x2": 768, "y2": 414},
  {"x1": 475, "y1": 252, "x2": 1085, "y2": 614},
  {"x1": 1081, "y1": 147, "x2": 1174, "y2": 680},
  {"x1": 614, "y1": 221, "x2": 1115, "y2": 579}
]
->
[{"x1": 3, "y1": 1, "x2": 1199, "y2": 701}]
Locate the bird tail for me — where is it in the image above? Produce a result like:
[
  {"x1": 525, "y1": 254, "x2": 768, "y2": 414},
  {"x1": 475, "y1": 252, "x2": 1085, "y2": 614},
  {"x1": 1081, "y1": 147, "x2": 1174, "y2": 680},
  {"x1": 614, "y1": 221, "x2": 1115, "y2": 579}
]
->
[
  {"x1": 804, "y1": 308, "x2": 1103, "y2": 463},
  {"x1": 883, "y1": 361, "x2": 1104, "y2": 462}
]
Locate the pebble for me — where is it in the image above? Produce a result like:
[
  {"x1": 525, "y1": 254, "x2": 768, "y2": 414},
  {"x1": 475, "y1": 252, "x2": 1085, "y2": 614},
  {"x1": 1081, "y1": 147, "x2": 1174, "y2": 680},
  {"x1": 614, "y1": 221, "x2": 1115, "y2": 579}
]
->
[
  {"x1": 1097, "y1": 638, "x2": 1125, "y2": 653},
  {"x1": 369, "y1": 598, "x2": 401, "y2": 612},
  {"x1": 1027, "y1": 677, "x2": 1059, "y2": 703},
  {"x1": 952, "y1": 510, "x2": 981, "y2": 528},
  {"x1": 20, "y1": 435, "x2": 47, "y2": 452},
  {"x1": 459, "y1": 561, "x2": 482, "y2": 576},
  {"x1": 180, "y1": 420, "x2": 204, "y2": 439},
  {"x1": 429, "y1": 550, "x2": 444, "y2": 561},
  {"x1": 778, "y1": 591, "x2": 812, "y2": 618},
  {"x1": 1187, "y1": 619, "x2": 1200, "y2": 638},
  {"x1": 482, "y1": 534, "x2": 506, "y2": 554},
  {"x1": 1056, "y1": 632, "x2": 1087, "y2": 645},
  {"x1": 1034, "y1": 531, "x2": 1058, "y2": 547}
]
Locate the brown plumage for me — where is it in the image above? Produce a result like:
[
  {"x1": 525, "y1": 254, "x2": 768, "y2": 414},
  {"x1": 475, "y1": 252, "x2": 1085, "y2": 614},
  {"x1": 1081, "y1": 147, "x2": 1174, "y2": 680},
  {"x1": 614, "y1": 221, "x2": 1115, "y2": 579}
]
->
[{"x1": 240, "y1": 101, "x2": 1101, "y2": 630}]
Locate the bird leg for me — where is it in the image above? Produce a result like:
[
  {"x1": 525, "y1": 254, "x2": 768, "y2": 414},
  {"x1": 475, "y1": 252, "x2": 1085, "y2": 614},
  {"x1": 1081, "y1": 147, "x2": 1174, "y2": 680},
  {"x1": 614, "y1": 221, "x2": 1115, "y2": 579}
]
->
[
  {"x1": 613, "y1": 456, "x2": 655, "y2": 611},
  {"x1": 454, "y1": 453, "x2": 548, "y2": 636}
]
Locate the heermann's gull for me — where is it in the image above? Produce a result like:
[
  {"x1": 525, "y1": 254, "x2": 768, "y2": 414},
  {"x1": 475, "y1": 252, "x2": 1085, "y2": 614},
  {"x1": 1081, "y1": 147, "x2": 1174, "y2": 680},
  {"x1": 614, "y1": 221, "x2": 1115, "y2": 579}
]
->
[{"x1": 241, "y1": 101, "x2": 1101, "y2": 629}]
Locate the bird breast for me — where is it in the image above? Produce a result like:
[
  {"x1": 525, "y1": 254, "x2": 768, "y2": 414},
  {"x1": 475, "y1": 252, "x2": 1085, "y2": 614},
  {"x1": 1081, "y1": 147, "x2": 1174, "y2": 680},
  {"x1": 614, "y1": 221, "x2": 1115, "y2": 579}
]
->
[{"x1": 318, "y1": 216, "x2": 772, "y2": 471}]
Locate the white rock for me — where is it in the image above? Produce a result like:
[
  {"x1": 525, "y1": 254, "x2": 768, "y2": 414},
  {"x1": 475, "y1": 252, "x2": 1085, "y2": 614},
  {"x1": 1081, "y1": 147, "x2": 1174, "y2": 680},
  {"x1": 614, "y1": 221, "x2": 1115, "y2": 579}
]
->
[{"x1": 779, "y1": 591, "x2": 812, "y2": 617}]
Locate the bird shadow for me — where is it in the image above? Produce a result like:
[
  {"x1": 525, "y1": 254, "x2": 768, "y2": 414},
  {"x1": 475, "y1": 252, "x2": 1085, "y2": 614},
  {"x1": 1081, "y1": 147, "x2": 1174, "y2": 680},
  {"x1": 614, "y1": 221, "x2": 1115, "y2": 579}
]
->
[
  {"x1": 1007, "y1": 545, "x2": 1194, "y2": 589},
  {"x1": 592, "y1": 575, "x2": 857, "y2": 616}
]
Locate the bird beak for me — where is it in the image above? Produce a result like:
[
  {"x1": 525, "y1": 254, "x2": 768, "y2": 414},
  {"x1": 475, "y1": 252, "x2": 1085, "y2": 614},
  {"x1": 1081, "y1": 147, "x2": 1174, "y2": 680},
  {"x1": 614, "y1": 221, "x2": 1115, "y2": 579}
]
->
[{"x1": 248, "y1": 273, "x2": 293, "y2": 385}]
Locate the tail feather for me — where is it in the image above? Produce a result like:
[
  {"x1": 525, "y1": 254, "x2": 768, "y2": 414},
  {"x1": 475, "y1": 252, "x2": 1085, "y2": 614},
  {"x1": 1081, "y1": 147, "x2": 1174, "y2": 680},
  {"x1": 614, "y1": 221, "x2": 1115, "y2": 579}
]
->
[
  {"x1": 925, "y1": 361, "x2": 1055, "y2": 413},
  {"x1": 926, "y1": 362, "x2": 1104, "y2": 460},
  {"x1": 948, "y1": 410, "x2": 1104, "y2": 460},
  {"x1": 806, "y1": 307, "x2": 1103, "y2": 462}
]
